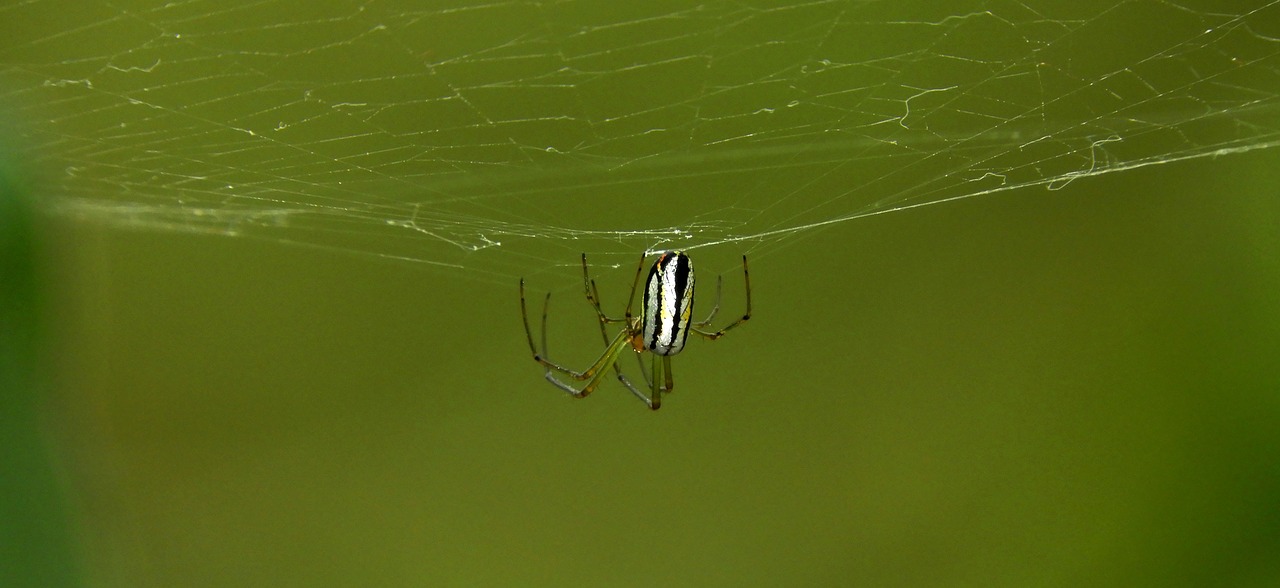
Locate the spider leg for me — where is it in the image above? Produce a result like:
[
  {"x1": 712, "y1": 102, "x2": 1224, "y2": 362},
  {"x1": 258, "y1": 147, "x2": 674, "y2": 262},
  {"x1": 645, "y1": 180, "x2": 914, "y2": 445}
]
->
[
  {"x1": 646, "y1": 355, "x2": 662, "y2": 410},
  {"x1": 692, "y1": 274, "x2": 723, "y2": 327},
  {"x1": 585, "y1": 271, "x2": 634, "y2": 383},
  {"x1": 663, "y1": 355, "x2": 674, "y2": 394},
  {"x1": 520, "y1": 278, "x2": 654, "y2": 402},
  {"x1": 543, "y1": 319, "x2": 635, "y2": 398},
  {"x1": 544, "y1": 330, "x2": 652, "y2": 406},
  {"x1": 519, "y1": 280, "x2": 583, "y2": 375},
  {"x1": 581, "y1": 252, "x2": 644, "y2": 325},
  {"x1": 691, "y1": 255, "x2": 752, "y2": 340},
  {"x1": 581, "y1": 253, "x2": 653, "y2": 395},
  {"x1": 631, "y1": 354, "x2": 672, "y2": 411}
]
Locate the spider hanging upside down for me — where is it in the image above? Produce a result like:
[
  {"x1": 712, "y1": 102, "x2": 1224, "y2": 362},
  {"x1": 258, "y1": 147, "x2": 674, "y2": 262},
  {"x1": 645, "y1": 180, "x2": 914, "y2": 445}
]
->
[{"x1": 519, "y1": 251, "x2": 751, "y2": 410}]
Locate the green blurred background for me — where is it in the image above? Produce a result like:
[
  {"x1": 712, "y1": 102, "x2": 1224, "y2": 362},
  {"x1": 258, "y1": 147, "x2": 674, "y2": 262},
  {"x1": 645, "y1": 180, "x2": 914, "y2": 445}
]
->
[{"x1": 3, "y1": 1, "x2": 1279, "y2": 586}]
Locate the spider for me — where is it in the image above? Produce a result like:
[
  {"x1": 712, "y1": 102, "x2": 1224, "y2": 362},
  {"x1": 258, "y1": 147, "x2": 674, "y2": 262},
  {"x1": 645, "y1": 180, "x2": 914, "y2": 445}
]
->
[{"x1": 519, "y1": 251, "x2": 751, "y2": 410}]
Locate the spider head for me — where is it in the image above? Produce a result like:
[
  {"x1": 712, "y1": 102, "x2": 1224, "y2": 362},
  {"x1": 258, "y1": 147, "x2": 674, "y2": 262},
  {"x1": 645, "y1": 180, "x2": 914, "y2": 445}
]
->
[{"x1": 629, "y1": 330, "x2": 647, "y2": 353}]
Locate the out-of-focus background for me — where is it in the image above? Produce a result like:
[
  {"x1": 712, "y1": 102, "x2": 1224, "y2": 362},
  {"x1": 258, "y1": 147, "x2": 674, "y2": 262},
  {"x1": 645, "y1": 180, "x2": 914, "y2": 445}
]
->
[{"x1": 2, "y1": 1, "x2": 1279, "y2": 586}]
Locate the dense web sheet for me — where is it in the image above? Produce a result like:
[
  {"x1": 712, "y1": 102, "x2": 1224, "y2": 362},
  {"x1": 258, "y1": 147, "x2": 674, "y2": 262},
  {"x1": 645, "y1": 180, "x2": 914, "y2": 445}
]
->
[{"x1": 1, "y1": 0, "x2": 1278, "y2": 282}]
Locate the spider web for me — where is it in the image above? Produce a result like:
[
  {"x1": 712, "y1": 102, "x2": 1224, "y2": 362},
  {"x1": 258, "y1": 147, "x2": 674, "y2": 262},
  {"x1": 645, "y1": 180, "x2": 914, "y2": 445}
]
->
[{"x1": 1, "y1": 0, "x2": 1278, "y2": 283}]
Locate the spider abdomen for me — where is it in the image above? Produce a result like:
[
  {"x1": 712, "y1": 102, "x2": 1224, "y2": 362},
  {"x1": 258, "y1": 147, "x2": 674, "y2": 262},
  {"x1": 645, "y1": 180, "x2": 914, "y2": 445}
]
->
[{"x1": 642, "y1": 251, "x2": 694, "y2": 356}]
